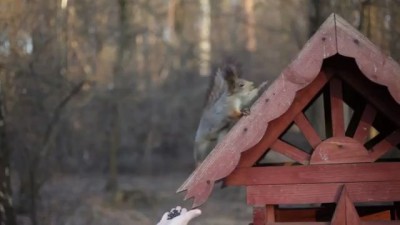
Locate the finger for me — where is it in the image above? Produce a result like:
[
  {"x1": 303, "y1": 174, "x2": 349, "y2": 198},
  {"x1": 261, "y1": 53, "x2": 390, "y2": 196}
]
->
[
  {"x1": 182, "y1": 209, "x2": 202, "y2": 222},
  {"x1": 187, "y1": 209, "x2": 201, "y2": 219},
  {"x1": 158, "y1": 212, "x2": 169, "y2": 223},
  {"x1": 180, "y1": 208, "x2": 187, "y2": 214},
  {"x1": 176, "y1": 206, "x2": 181, "y2": 212}
]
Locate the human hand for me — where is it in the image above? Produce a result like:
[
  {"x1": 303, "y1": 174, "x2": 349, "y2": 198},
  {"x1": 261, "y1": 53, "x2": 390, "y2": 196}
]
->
[{"x1": 157, "y1": 206, "x2": 202, "y2": 225}]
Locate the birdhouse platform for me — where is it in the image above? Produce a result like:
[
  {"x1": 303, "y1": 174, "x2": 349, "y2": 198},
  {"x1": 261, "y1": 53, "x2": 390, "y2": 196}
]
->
[{"x1": 178, "y1": 13, "x2": 400, "y2": 224}]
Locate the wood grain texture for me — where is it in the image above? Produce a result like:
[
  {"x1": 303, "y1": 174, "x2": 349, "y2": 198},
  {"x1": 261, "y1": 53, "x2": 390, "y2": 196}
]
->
[
  {"x1": 329, "y1": 78, "x2": 345, "y2": 137},
  {"x1": 253, "y1": 206, "x2": 266, "y2": 225},
  {"x1": 294, "y1": 113, "x2": 322, "y2": 148},
  {"x1": 369, "y1": 130, "x2": 400, "y2": 161},
  {"x1": 310, "y1": 137, "x2": 371, "y2": 164},
  {"x1": 353, "y1": 104, "x2": 377, "y2": 143},
  {"x1": 335, "y1": 14, "x2": 400, "y2": 104},
  {"x1": 266, "y1": 205, "x2": 276, "y2": 222},
  {"x1": 337, "y1": 70, "x2": 400, "y2": 129},
  {"x1": 226, "y1": 162, "x2": 400, "y2": 186},
  {"x1": 247, "y1": 181, "x2": 400, "y2": 205},
  {"x1": 271, "y1": 139, "x2": 310, "y2": 165},
  {"x1": 331, "y1": 188, "x2": 347, "y2": 225},
  {"x1": 331, "y1": 187, "x2": 361, "y2": 225},
  {"x1": 266, "y1": 222, "x2": 400, "y2": 225}
]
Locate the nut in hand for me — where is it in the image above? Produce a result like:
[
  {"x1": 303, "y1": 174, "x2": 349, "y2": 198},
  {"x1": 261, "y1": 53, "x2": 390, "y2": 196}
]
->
[{"x1": 167, "y1": 208, "x2": 182, "y2": 220}]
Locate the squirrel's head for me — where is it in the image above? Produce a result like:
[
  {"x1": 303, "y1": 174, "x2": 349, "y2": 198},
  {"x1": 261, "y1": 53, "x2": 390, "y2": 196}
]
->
[{"x1": 219, "y1": 64, "x2": 255, "y2": 94}]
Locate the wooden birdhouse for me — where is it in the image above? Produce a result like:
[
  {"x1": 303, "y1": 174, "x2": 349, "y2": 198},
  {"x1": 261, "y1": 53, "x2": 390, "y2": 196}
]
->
[{"x1": 178, "y1": 14, "x2": 400, "y2": 224}]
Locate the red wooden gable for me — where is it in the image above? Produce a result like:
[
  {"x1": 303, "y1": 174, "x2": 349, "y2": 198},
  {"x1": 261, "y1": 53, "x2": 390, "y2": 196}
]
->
[{"x1": 178, "y1": 13, "x2": 400, "y2": 212}]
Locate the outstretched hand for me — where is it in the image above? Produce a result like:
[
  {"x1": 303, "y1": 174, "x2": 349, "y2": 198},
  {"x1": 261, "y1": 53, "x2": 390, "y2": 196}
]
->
[{"x1": 157, "y1": 206, "x2": 202, "y2": 225}]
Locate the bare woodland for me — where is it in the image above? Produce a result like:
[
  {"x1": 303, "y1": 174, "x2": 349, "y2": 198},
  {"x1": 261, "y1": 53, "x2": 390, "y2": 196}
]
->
[{"x1": 0, "y1": 0, "x2": 399, "y2": 225}]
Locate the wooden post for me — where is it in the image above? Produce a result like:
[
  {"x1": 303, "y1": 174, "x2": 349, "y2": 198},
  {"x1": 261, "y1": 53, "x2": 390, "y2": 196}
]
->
[
  {"x1": 253, "y1": 206, "x2": 266, "y2": 225},
  {"x1": 266, "y1": 205, "x2": 275, "y2": 222},
  {"x1": 253, "y1": 205, "x2": 275, "y2": 225}
]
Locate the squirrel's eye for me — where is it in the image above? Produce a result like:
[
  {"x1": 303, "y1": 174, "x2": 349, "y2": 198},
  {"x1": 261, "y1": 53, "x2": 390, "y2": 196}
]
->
[{"x1": 239, "y1": 83, "x2": 244, "y2": 87}]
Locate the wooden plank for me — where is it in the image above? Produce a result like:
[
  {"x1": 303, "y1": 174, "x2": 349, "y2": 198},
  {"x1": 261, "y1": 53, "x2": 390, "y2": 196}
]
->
[
  {"x1": 266, "y1": 205, "x2": 276, "y2": 222},
  {"x1": 369, "y1": 130, "x2": 400, "y2": 161},
  {"x1": 335, "y1": 14, "x2": 386, "y2": 82},
  {"x1": 286, "y1": 13, "x2": 336, "y2": 84},
  {"x1": 271, "y1": 140, "x2": 310, "y2": 165},
  {"x1": 337, "y1": 71, "x2": 400, "y2": 129},
  {"x1": 394, "y1": 202, "x2": 400, "y2": 220},
  {"x1": 266, "y1": 223, "x2": 328, "y2": 225},
  {"x1": 330, "y1": 78, "x2": 345, "y2": 137},
  {"x1": 310, "y1": 137, "x2": 371, "y2": 164},
  {"x1": 362, "y1": 210, "x2": 391, "y2": 220},
  {"x1": 247, "y1": 181, "x2": 400, "y2": 205},
  {"x1": 353, "y1": 104, "x2": 377, "y2": 143},
  {"x1": 265, "y1": 222, "x2": 400, "y2": 224},
  {"x1": 225, "y1": 162, "x2": 400, "y2": 186},
  {"x1": 269, "y1": 206, "x2": 392, "y2": 223},
  {"x1": 335, "y1": 14, "x2": 400, "y2": 104},
  {"x1": 345, "y1": 195, "x2": 361, "y2": 225},
  {"x1": 331, "y1": 187, "x2": 357, "y2": 225},
  {"x1": 239, "y1": 71, "x2": 333, "y2": 167},
  {"x1": 382, "y1": 57, "x2": 400, "y2": 104},
  {"x1": 323, "y1": 84, "x2": 333, "y2": 138},
  {"x1": 275, "y1": 208, "x2": 319, "y2": 222},
  {"x1": 363, "y1": 222, "x2": 400, "y2": 225},
  {"x1": 253, "y1": 206, "x2": 266, "y2": 225},
  {"x1": 294, "y1": 113, "x2": 322, "y2": 148}
]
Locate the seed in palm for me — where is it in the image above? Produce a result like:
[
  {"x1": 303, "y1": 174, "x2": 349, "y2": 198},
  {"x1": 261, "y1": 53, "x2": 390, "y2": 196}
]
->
[{"x1": 167, "y1": 209, "x2": 181, "y2": 220}]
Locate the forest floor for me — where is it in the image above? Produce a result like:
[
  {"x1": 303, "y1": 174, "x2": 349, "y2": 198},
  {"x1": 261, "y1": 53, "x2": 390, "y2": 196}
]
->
[{"x1": 18, "y1": 171, "x2": 252, "y2": 225}]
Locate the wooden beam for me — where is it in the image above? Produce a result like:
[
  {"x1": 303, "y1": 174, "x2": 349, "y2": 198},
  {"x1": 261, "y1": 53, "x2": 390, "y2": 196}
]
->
[
  {"x1": 337, "y1": 71, "x2": 400, "y2": 129},
  {"x1": 247, "y1": 181, "x2": 400, "y2": 205},
  {"x1": 353, "y1": 104, "x2": 377, "y2": 143},
  {"x1": 331, "y1": 187, "x2": 360, "y2": 225},
  {"x1": 265, "y1": 223, "x2": 400, "y2": 225},
  {"x1": 273, "y1": 206, "x2": 392, "y2": 222},
  {"x1": 330, "y1": 78, "x2": 345, "y2": 137},
  {"x1": 271, "y1": 139, "x2": 310, "y2": 165},
  {"x1": 253, "y1": 206, "x2": 266, "y2": 225},
  {"x1": 225, "y1": 162, "x2": 400, "y2": 186},
  {"x1": 294, "y1": 113, "x2": 322, "y2": 148},
  {"x1": 266, "y1": 205, "x2": 276, "y2": 223},
  {"x1": 239, "y1": 71, "x2": 333, "y2": 167},
  {"x1": 266, "y1": 223, "x2": 328, "y2": 225},
  {"x1": 369, "y1": 130, "x2": 400, "y2": 161}
]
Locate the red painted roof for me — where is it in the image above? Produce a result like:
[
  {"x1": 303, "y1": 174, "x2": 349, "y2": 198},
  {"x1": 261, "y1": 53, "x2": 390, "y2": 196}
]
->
[{"x1": 178, "y1": 13, "x2": 400, "y2": 208}]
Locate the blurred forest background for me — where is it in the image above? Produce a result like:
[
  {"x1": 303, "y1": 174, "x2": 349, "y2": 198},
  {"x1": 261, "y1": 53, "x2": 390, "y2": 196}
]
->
[{"x1": 0, "y1": 0, "x2": 400, "y2": 225}]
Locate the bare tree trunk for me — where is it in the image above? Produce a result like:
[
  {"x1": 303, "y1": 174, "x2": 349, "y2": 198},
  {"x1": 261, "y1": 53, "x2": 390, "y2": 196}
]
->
[
  {"x1": 198, "y1": 0, "x2": 211, "y2": 76},
  {"x1": 165, "y1": 0, "x2": 177, "y2": 44},
  {"x1": 18, "y1": 80, "x2": 85, "y2": 225},
  {"x1": 243, "y1": 0, "x2": 256, "y2": 52},
  {"x1": 0, "y1": 82, "x2": 16, "y2": 225},
  {"x1": 105, "y1": 0, "x2": 128, "y2": 192},
  {"x1": 105, "y1": 103, "x2": 120, "y2": 192}
]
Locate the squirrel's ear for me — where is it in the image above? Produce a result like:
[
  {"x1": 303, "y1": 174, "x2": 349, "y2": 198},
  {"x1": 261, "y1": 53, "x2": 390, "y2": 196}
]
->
[{"x1": 222, "y1": 65, "x2": 238, "y2": 89}]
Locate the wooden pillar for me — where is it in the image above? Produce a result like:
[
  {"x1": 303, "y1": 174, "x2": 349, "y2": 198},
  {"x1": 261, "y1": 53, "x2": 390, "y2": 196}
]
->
[
  {"x1": 331, "y1": 186, "x2": 361, "y2": 225},
  {"x1": 253, "y1": 206, "x2": 265, "y2": 225},
  {"x1": 252, "y1": 205, "x2": 275, "y2": 225},
  {"x1": 393, "y1": 202, "x2": 400, "y2": 220}
]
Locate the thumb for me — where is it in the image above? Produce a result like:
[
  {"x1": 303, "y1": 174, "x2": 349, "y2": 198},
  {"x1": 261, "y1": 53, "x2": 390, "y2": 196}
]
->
[{"x1": 157, "y1": 212, "x2": 169, "y2": 225}]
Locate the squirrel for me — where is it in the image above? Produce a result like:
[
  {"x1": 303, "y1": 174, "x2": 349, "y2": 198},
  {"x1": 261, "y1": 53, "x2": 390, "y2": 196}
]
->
[{"x1": 193, "y1": 64, "x2": 268, "y2": 165}]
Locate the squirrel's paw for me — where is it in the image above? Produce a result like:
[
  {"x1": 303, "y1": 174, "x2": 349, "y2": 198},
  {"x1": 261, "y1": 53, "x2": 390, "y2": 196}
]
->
[{"x1": 241, "y1": 107, "x2": 250, "y2": 116}]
